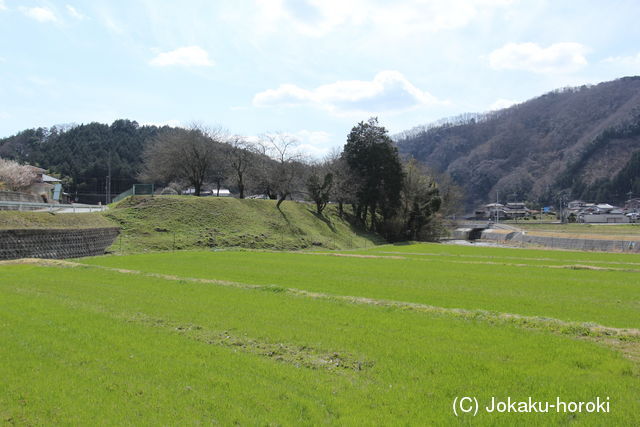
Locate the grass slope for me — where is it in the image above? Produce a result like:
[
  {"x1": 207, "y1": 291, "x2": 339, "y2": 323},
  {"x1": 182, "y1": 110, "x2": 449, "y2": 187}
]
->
[
  {"x1": 1, "y1": 260, "x2": 638, "y2": 424},
  {"x1": 104, "y1": 196, "x2": 381, "y2": 253},
  {"x1": 0, "y1": 211, "x2": 113, "y2": 229}
]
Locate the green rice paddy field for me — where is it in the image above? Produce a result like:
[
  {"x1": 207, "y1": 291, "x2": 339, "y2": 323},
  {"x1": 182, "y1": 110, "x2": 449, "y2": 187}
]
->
[{"x1": 1, "y1": 243, "x2": 639, "y2": 424}]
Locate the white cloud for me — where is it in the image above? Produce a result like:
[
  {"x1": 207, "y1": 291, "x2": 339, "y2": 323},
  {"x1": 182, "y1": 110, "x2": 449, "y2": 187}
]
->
[
  {"x1": 294, "y1": 130, "x2": 333, "y2": 158},
  {"x1": 294, "y1": 129, "x2": 332, "y2": 146},
  {"x1": 253, "y1": 70, "x2": 439, "y2": 115},
  {"x1": 489, "y1": 42, "x2": 589, "y2": 74},
  {"x1": 296, "y1": 143, "x2": 331, "y2": 158},
  {"x1": 248, "y1": 130, "x2": 333, "y2": 158},
  {"x1": 100, "y1": 13, "x2": 125, "y2": 35},
  {"x1": 20, "y1": 6, "x2": 58, "y2": 23},
  {"x1": 66, "y1": 5, "x2": 86, "y2": 20},
  {"x1": 489, "y1": 98, "x2": 518, "y2": 110},
  {"x1": 0, "y1": 0, "x2": 7, "y2": 11},
  {"x1": 603, "y1": 53, "x2": 640, "y2": 65},
  {"x1": 255, "y1": 0, "x2": 513, "y2": 37},
  {"x1": 149, "y1": 46, "x2": 214, "y2": 67},
  {"x1": 28, "y1": 76, "x2": 55, "y2": 86}
]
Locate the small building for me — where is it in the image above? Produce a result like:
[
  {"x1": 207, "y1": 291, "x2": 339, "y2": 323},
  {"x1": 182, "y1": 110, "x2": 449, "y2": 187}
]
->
[
  {"x1": 625, "y1": 198, "x2": 640, "y2": 211},
  {"x1": 504, "y1": 202, "x2": 531, "y2": 218},
  {"x1": 580, "y1": 213, "x2": 630, "y2": 223},
  {"x1": 577, "y1": 203, "x2": 628, "y2": 223},
  {"x1": 474, "y1": 203, "x2": 503, "y2": 219},
  {"x1": 568, "y1": 200, "x2": 586, "y2": 210},
  {"x1": 474, "y1": 202, "x2": 531, "y2": 220},
  {"x1": 183, "y1": 188, "x2": 232, "y2": 197},
  {"x1": 23, "y1": 166, "x2": 63, "y2": 203},
  {"x1": 595, "y1": 203, "x2": 617, "y2": 213}
]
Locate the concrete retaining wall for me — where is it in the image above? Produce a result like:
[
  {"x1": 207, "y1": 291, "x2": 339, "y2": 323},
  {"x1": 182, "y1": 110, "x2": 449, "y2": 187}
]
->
[
  {"x1": 0, "y1": 191, "x2": 43, "y2": 210},
  {"x1": 480, "y1": 230, "x2": 517, "y2": 242},
  {"x1": 0, "y1": 227, "x2": 120, "y2": 260},
  {"x1": 0, "y1": 191, "x2": 42, "y2": 203},
  {"x1": 452, "y1": 228, "x2": 473, "y2": 239},
  {"x1": 479, "y1": 229, "x2": 640, "y2": 253}
]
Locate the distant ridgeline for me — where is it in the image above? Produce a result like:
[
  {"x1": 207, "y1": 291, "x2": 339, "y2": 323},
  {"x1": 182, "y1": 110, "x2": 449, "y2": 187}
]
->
[
  {"x1": 0, "y1": 120, "x2": 168, "y2": 204},
  {"x1": 395, "y1": 76, "x2": 640, "y2": 209}
]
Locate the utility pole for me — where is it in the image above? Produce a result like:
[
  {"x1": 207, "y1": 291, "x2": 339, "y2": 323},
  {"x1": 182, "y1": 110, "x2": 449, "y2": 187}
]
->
[
  {"x1": 558, "y1": 194, "x2": 566, "y2": 224},
  {"x1": 495, "y1": 190, "x2": 499, "y2": 224},
  {"x1": 106, "y1": 149, "x2": 112, "y2": 204}
]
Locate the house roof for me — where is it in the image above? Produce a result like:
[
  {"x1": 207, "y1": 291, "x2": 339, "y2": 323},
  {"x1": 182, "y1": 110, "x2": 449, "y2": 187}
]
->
[{"x1": 42, "y1": 174, "x2": 61, "y2": 183}]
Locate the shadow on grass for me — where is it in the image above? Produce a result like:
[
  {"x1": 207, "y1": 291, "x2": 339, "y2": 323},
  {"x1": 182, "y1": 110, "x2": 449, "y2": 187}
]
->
[
  {"x1": 306, "y1": 208, "x2": 337, "y2": 233},
  {"x1": 276, "y1": 206, "x2": 292, "y2": 227},
  {"x1": 335, "y1": 211, "x2": 388, "y2": 246},
  {"x1": 276, "y1": 207, "x2": 305, "y2": 236},
  {"x1": 389, "y1": 241, "x2": 413, "y2": 246}
]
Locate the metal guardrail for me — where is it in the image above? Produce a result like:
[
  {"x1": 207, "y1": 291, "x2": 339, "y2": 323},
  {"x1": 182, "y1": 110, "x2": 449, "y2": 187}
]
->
[{"x1": 0, "y1": 201, "x2": 108, "y2": 212}]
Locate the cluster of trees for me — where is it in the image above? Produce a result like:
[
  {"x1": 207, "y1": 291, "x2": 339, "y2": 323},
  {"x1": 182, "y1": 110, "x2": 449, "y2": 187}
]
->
[
  {"x1": 143, "y1": 118, "x2": 446, "y2": 240},
  {"x1": 140, "y1": 125, "x2": 307, "y2": 208},
  {"x1": 341, "y1": 118, "x2": 443, "y2": 240},
  {"x1": 0, "y1": 158, "x2": 37, "y2": 191}
]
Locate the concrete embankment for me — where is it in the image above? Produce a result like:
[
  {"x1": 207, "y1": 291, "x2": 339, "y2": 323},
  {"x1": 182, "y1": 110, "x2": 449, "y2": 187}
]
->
[{"x1": 477, "y1": 228, "x2": 640, "y2": 253}]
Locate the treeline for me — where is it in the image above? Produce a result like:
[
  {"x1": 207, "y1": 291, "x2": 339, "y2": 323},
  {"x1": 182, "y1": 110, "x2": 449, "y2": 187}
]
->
[
  {"x1": 142, "y1": 118, "x2": 450, "y2": 241},
  {"x1": 0, "y1": 118, "x2": 455, "y2": 241}
]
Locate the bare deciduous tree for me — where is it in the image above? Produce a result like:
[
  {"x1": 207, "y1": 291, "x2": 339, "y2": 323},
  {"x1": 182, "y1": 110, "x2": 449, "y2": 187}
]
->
[
  {"x1": 399, "y1": 158, "x2": 441, "y2": 240},
  {"x1": 305, "y1": 162, "x2": 333, "y2": 214},
  {"x1": 225, "y1": 136, "x2": 253, "y2": 199},
  {"x1": 325, "y1": 148, "x2": 359, "y2": 218},
  {"x1": 258, "y1": 133, "x2": 305, "y2": 208},
  {"x1": 140, "y1": 125, "x2": 226, "y2": 196}
]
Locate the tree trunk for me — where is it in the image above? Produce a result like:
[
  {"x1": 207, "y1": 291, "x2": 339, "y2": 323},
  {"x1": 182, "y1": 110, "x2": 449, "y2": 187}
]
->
[
  {"x1": 369, "y1": 204, "x2": 377, "y2": 232},
  {"x1": 276, "y1": 192, "x2": 288, "y2": 208},
  {"x1": 238, "y1": 174, "x2": 245, "y2": 199}
]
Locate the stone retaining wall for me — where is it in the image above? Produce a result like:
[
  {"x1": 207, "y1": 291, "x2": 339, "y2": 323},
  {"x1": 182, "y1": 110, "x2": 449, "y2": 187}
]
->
[{"x1": 0, "y1": 228, "x2": 120, "y2": 260}]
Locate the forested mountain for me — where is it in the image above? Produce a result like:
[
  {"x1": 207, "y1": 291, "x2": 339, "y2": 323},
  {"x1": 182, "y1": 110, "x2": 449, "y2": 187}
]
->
[
  {"x1": 0, "y1": 120, "x2": 168, "y2": 203},
  {"x1": 395, "y1": 76, "x2": 640, "y2": 210}
]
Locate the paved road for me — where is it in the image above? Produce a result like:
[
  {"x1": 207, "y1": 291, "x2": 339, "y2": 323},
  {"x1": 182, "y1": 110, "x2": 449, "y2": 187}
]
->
[{"x1": 47, "y1": 206, "x2": 108, "y2": 213}]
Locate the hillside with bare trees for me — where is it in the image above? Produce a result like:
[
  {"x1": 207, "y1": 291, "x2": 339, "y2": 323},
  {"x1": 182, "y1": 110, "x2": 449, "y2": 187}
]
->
[{"x1": 396, "y1": 76, "x2": 640, "y2": 209}]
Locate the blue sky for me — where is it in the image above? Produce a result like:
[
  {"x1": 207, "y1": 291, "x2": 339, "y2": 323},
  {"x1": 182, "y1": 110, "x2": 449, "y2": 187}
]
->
[{"x1": 1, "y1": 0, "x2": 640, "y2": 156}]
